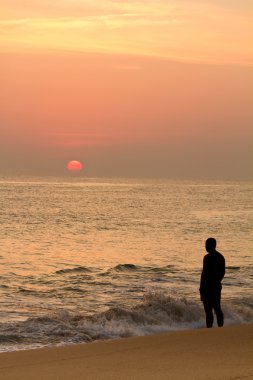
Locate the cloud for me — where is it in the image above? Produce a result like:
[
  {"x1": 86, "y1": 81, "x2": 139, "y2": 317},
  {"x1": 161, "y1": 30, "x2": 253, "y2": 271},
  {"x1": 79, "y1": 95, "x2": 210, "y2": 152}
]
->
[
  {"x1": 0, "y1": 0, "x2": 252, "y2": 65},
  {"x1": 0, "y1": 13, "x2": 182, "y2": 31}
]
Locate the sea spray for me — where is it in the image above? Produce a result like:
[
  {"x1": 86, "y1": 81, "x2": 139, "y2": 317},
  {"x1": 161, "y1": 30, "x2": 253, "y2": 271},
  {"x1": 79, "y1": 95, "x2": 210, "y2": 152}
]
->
[{"x1": 0, "y1": 292, "x2": 252, "y2": 352}]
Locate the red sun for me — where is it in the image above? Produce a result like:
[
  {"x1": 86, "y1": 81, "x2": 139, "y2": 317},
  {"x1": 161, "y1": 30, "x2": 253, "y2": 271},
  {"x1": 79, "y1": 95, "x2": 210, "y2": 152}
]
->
[{"x1": 67, "y1": 160, "x2": 83, "y2": 171}]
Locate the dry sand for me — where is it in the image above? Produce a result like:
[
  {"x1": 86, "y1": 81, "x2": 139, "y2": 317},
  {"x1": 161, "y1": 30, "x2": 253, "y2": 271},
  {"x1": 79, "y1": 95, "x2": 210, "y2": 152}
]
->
[{"x1": 0, "y1": 324, "x2": 252, "y2": 380}]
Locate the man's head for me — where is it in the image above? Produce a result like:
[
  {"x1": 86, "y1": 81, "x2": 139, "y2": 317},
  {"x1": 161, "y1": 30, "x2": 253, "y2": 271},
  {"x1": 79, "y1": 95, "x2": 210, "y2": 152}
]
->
[{"x1": 205, "y1": 237, "x2": 216, "y2": 253}]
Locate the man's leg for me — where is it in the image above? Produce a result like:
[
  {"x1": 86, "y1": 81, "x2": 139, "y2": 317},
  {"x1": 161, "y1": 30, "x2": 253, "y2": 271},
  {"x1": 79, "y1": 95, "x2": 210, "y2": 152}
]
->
[
  {"x1": 203, "y1": 301, "x2": 213, "y2": 328},
  {"x1": 213, "y1": 298, "x2": 224, "y2": 327}
]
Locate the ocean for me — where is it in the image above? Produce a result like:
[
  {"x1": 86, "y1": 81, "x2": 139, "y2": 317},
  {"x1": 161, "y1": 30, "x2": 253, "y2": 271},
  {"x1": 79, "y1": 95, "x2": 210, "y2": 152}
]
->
[{"x1": 0, "y1": 177, "x2": 252, "y2": 351}]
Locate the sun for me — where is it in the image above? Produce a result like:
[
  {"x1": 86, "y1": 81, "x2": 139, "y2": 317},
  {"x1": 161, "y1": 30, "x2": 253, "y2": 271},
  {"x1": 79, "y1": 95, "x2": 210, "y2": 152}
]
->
[{"x1": 67, "y1": 160, "x2": 83, "y2": 171}]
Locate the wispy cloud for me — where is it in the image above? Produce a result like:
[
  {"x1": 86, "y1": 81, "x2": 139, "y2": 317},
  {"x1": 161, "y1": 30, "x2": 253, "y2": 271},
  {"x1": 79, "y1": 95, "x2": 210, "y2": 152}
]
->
[
  {"x1": 0, "y1": 17, "x2": 182, "y2": 34},
  {"x1": 0, "y1": 0, "x2": 252, "y2": 65}
]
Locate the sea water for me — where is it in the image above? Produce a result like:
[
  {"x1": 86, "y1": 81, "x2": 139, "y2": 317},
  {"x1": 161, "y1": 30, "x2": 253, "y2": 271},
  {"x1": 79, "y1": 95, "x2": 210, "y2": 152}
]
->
[{"x1": 0, "y1": 177, "x2": 252, "y2": 351}]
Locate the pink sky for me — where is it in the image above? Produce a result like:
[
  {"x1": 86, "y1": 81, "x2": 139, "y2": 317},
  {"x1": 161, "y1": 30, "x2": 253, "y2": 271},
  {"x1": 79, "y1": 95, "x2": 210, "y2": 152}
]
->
[{"x1": 0, "y1": 0, "x2": 252, "y2": 178}]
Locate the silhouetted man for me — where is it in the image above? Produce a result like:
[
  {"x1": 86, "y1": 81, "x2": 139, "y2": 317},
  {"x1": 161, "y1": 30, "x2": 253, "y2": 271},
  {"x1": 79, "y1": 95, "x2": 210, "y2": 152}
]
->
[{"x1": 200, "y1": 238, "x2": 225, "y2": 328}]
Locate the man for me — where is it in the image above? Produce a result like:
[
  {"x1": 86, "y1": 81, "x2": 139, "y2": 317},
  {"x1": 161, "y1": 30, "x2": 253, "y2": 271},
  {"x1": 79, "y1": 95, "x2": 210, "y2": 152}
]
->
[{"x1": 200, "y1": 238, "x2": 225, "y2": 328}]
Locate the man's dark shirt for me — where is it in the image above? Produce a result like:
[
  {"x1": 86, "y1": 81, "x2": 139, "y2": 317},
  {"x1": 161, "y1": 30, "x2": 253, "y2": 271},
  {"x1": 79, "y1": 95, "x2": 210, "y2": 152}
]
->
[{"x1": 200, "y1": 250, "x2": 225, "y2": 301}]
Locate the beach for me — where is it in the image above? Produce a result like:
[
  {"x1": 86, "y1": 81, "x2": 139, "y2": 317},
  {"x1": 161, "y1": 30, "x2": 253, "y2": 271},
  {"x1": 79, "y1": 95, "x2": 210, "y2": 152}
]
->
[{"x1": 0, "y1": 324, "x2": 252, "y2": 380}]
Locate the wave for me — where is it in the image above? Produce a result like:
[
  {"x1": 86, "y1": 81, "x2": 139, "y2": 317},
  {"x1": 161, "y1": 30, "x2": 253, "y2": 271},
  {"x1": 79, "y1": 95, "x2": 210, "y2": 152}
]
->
[
  {"x1": 62, "y1": 286, "x2": 85, "y2": 293},
  {"x1": 56, "y1": 266, "x2": 92, "y2": 275},
  {"x1": 55, "y1": 264, "x2": 245, "y2": 277},
  {"x1": 113, "y1": 264, "x2": 139, "y2": 272},
  {"x1": 0, "y1": 292, "x2": 252, "y2": 352},
  {"x1": 107, "y1": 264, "x2": 176, "y2": 274},
  {"x1": 0, "y1": 335, "x2": 23, "y2": 343},
  {"x1": 148, "y1": 265, "x2": 177, "y2": 273}
]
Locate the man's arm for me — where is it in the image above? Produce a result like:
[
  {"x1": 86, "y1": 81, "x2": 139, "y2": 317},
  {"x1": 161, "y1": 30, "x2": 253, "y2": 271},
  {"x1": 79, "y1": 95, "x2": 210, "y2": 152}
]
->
[
  {"x1": 200, "y1": 255, "x2": 208, "y2": 297},
  {"x1": 220, "y1": 256, "x2": 225, "y2": 282}
]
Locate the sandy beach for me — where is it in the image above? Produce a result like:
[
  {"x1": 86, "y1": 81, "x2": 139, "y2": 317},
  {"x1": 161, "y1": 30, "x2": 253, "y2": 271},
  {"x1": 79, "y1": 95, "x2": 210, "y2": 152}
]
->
[{"x1": 0, "y1": 324, "x2": 252, "y2": 380}]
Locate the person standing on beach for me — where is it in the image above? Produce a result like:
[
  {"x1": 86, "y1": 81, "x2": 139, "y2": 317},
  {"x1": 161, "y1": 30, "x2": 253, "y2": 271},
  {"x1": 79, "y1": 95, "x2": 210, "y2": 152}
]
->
[{"x1": 200, "y1": 238, "x2": 225, "y2": 328}]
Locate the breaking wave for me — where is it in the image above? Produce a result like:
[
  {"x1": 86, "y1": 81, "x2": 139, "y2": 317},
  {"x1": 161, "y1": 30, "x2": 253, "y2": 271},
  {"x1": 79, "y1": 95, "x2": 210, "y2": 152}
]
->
[
  {"x1": 105, "y1": 264, "x2": 177, "y2": 274},
  {"x1": 113, "y1": 264, "x2": 139, "y2": 272},
  {"x1": 0, "y1": 292, "x2": 252, "y2": 352},
  {"x1": 56, "y1": 266, "x2": 91, "y2": 275}
]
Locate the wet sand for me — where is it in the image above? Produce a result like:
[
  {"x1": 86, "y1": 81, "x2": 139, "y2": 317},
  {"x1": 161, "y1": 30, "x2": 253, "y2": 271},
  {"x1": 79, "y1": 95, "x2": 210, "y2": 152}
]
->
[{"x1": 0, "y1": 324, "x2": 252, "y2": 380}]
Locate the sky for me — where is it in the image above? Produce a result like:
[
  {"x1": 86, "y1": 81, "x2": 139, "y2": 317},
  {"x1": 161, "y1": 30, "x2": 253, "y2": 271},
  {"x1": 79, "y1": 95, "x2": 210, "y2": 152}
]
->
[{"x1": 0, "y1": 0, "x2": 252, "y2": 179}]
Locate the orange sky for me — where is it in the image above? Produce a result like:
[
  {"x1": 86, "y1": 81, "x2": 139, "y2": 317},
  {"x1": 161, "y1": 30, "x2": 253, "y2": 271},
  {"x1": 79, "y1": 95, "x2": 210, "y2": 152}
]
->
[{"x1": 0, "y1": 0, "x2": 252, "y2": 178}]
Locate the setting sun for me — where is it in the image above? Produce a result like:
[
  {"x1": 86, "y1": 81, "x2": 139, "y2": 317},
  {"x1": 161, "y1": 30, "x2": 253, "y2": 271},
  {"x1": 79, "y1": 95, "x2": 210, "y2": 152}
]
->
[{"x1": 67, "y1": 160, "x2": 83, "y2": 171}]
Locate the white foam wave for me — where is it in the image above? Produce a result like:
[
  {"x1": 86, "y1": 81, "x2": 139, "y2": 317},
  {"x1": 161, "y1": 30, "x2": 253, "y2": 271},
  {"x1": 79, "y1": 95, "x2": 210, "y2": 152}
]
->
[{"x1": 0, "y1": 292, "x2": 252, "y2": 352}]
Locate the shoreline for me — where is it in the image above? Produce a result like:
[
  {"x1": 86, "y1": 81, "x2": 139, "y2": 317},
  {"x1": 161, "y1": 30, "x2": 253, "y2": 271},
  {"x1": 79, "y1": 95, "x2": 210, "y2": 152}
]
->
[{"x1": 0, "y1": 324, "x2": 252, "y2": 380}]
